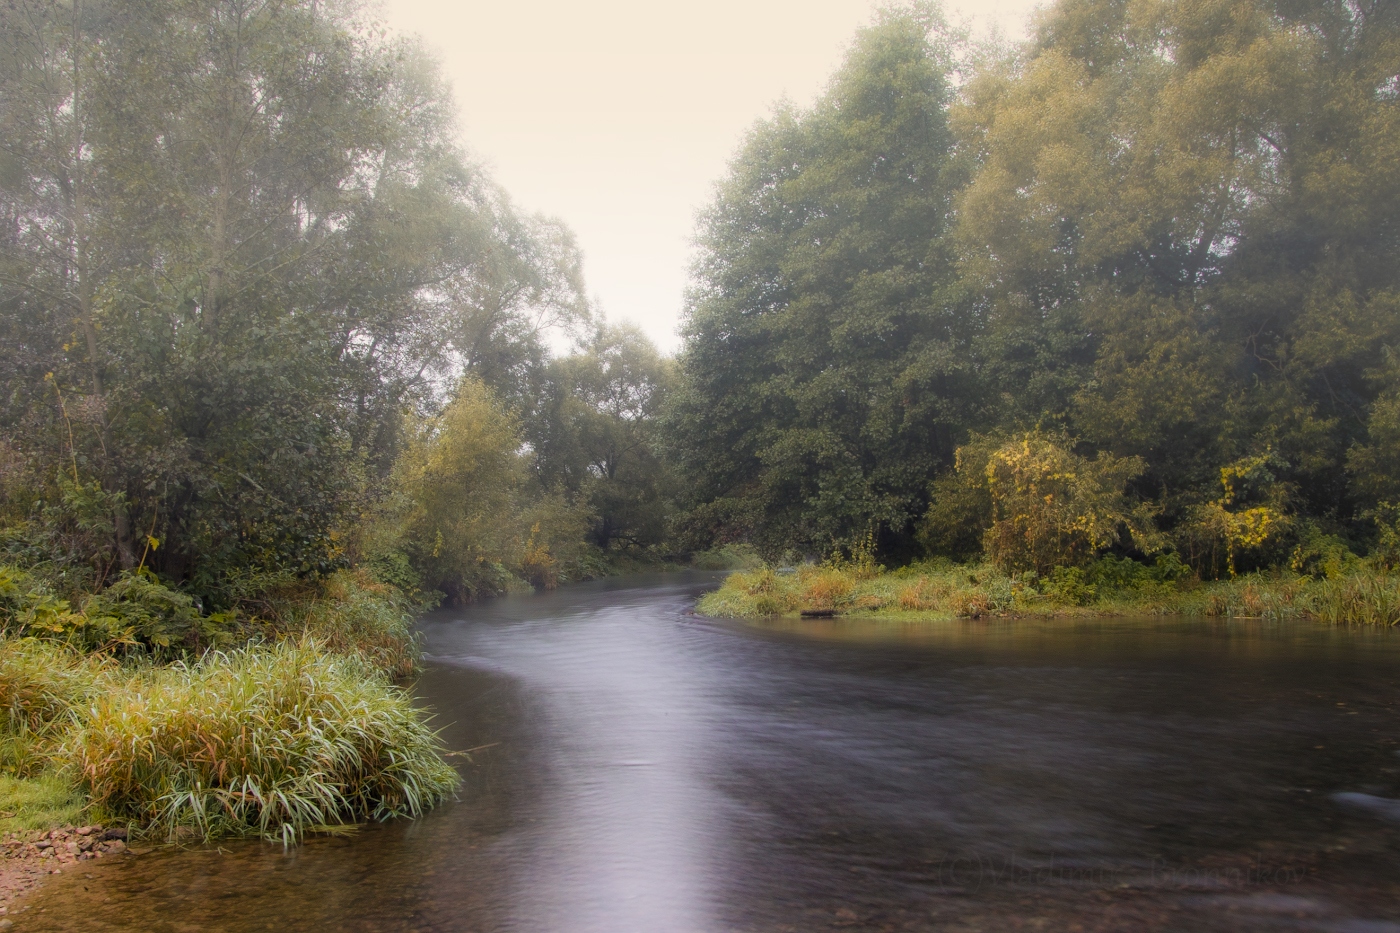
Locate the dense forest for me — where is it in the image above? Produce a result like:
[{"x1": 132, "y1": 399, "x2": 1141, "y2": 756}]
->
[
  {"x1": 671, "y1": 0, "x2": 1400, "y2": 581},
  {"x1": 0, "y1": 0, "x2": 1396, "y2": 842}
]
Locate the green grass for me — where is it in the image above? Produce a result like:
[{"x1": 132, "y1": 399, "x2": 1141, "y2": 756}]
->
[
  {"x1": 698, "y1": 560, "x2": 1400, "y2": 626},
  {"x1": 67, "y1": 640, "x2": 460, "y2": 845},
  {"x1": 0, "y1": 638, "x2": 115, "y2": 776},
  {"x1": 0, "y1": 773, "x2": 85, "y2": 833}
]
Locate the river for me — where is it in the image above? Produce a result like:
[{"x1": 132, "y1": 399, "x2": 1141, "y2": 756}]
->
[{"x1": 15, "y1": 573, "x2": 1400, "y2": 931}]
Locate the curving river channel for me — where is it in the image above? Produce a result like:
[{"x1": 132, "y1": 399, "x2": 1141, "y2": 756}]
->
[{"x1": 15, "y1": 573, "x2": 1400, "y2": 932}]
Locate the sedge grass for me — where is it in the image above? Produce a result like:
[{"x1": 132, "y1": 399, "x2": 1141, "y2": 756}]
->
[
  {"x1": 66, "y1": 639, "x2": 459, "y2": 844},
  {"x1": 289, "y1": 570, "x2": 421, "y2": 679}
]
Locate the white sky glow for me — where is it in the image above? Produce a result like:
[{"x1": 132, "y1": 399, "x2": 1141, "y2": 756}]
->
[{"x1": 380, "y1": 0, "x2": 1043, "y2": 352}]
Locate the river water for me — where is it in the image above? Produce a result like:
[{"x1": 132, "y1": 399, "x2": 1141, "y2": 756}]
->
[{"x1": 16, "y1": 573, "x2": 1400, "y2": 932}]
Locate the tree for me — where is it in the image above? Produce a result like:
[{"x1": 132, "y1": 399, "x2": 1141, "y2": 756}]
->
[
  {"x1": 956, "y1": 0, "x2": 1400, "y2": 537},
  {"x1": 530, "y1": 323, "x2": 674, "y2": 551},
  {"x1": 0, "y1": 0, "x2": 592, "y2": 600},
  {"x1": 668, "y1": 3, "x2": 974, "y2": 559}
]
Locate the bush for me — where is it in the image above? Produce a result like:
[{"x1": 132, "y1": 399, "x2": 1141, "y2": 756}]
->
[
  {"x1": 982, "y1": 432, "x2": 1156, "y2": 575},
  {"x1": 78, "y1": 571, "x2": 239, "y2": 658},
  {"x1": 67, "y1": 640, "x2": 460, "y2": 844}
]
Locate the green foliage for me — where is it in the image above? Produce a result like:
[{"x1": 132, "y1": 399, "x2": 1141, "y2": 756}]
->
[
  {"x1": 1040, "y1": 567, "x2": 1097, "y2": 606},
  {"x1": 1370, "y1": 503, "x2": 1400, "y2": 571},
  {"x1": 0, "y1": 0, "x2": 597, "y2": 599},
  {"x1": 672, "y1": 0, "x2": 1400, "y2": 574},
  {"x1": 1178, "y1": 452, "x2": 1293, "y2": 578},
  {"x1": 67, "y1": 640, "x2": 460, "y2": 844},
  {"x1": 393, "y1": 378, "x2": 527, "y2": 602},
  {"x1": 666, "y1": 5, "x2": 972, "y2": 558},
  {"x1": 79, "y1": 572, "x2": 238, "y2": 659},
  {"x1": 918, "y1": 435, "x2": 998, "y2": 561},
  {"x1": 690, "y1": 544, "x2": 764, "y2": 572},
  {"x1": 530, "y1": 324, "x2": 676, "y2": 552},
  {"x1": 1289, "y1": 523, "x2": 1361, "y2": 580}
]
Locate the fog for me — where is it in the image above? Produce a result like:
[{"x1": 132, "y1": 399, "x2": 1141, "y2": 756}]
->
[{"x1": 380, "y1": 0, "x2": 1043, "y2": 351}]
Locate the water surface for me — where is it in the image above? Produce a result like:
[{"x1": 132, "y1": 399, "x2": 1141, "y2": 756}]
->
[{"x1": 17, "y1": 573, "x2": 1400, "y2": 932}]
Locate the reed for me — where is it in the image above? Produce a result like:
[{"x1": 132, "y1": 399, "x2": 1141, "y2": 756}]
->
[
  {"x1": 1308, "y1": 574, "x2": 1400, "y2": 626},
  {"x1": 66, "y1": 640, "x2": 460, "y2": 844}
]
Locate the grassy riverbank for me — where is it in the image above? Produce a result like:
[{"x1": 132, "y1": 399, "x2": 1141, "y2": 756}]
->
[
  {"x1": 699, "y1": 558, "x2": 1400, "y2": 626},
  {"x1": 0, "y1": 567, "x2": 459, "y2": 843}
]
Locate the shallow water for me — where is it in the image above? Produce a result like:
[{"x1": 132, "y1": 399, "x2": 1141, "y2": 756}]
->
[{"x1": 17, "y1": 573, "x2": 1400, "y2": 932}]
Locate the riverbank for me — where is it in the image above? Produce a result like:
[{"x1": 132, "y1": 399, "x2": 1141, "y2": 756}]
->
[
  {"x1": 0, "y1": 824, "x2": 131, "y2": 912},
  {"x1": 0, "y1": 567, "x2": 459, "y2": 864},
  {"x1": 698, "y1": 559, "x2": 1400, "y2": 625}
]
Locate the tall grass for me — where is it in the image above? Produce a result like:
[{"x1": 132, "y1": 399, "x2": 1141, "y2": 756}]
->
[
  {"x1": 0, "y1": 638, "x2": 112, "y2": 775},
  {"x1": 287, "y1": 570, "x2": 422, "y2": 679},
  {"x1": 67, "y1": 640, "x2": 459, "y2": 844},
  {"x1": 1309, "y1": 575, "x2": 1400, "y2": 626}
]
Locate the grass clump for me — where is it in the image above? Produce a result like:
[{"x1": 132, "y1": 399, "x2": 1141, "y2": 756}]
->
[
  {"x1": 68, "y1": 640, "x2": 459, "y2": 845},
  {"x1": 0, "y1": 638, "x2": 112, "y2": 776}
]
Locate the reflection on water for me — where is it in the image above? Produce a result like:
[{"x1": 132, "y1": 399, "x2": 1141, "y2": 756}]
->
[{"x1": 16, "y1": 573, "x2": 1400, "y2": 932}]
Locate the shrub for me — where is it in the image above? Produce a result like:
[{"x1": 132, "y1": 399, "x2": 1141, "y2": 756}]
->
[
  {"x1": 78, "y1": 571, "x2": 239, "y2": 658},
  {"x1": 979, "y1": 432, "x2": 1157, "y2": 575},
  {"x1": 1178, "y1": 452, "x2": 1291, "y2": 578},
  {"x1": 918, "y1": 434, "x2": 998, "y2": 561},
  {"x1": 1041, "y1": 566, "x2": 1097, "y2": 605},
  {"x1": 67, "y1": 640, "x2": 459, "y2": 844}
]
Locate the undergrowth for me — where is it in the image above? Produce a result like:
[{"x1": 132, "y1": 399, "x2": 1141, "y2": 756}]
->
[
  {"x1": 0, "y1": 561, "x2": 458, "y2": 841},
  {"x1": 699, "y1": 557, "x2": 1400, "y2": 626}
]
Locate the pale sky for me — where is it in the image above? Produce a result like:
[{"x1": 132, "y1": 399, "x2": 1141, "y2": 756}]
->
[{"x1": 380, "y1": 0, "x2": 1043, "y2": 352}]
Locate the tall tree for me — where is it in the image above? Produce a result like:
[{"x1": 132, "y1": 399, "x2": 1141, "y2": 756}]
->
[
  {"x1": 0, "y1": 0, "x2": 588, "y2": 596},
  {"x1": 667, "y1": 3, "x2": 973, "y2": 559},
  {"x1": 955, "y1": 0, "x2": 1400, "y2": 544}
]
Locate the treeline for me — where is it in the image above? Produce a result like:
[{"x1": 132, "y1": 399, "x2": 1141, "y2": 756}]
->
[
  {"x1": 668, "y1": 0, "x2": 1400, "y2": 578},
  {"x1": 0, "y1": 0, "x2": 674, "y2": 613},
  {"x1": 0, "y1": 0, "x2": 683, "y2": 840}
]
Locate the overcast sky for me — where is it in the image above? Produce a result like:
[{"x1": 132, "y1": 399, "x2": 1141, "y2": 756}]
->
[{"x1": 379, "y1": 0, "x2": 1044, "y2": 352}]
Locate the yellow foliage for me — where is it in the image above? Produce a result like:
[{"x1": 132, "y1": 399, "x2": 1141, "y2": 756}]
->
[{"x1": 980, "y1": 431, "x2": 1154, "y2": 575}]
